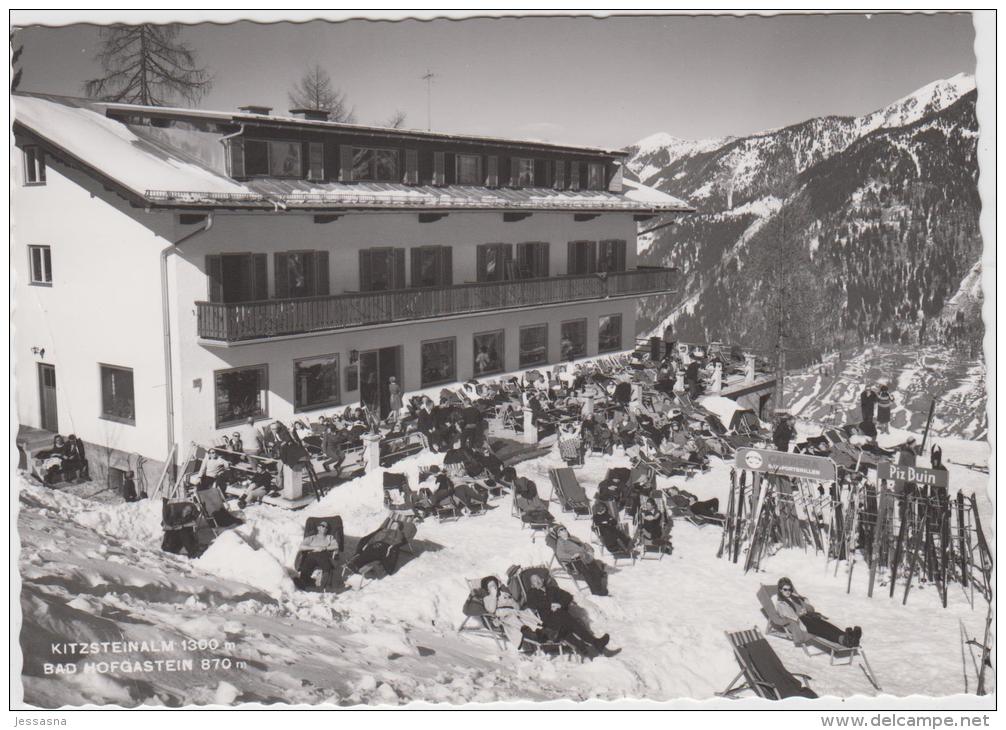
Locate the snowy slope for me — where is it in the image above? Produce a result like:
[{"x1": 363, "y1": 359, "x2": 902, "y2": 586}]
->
[{"x1": 17, "y1": 430, "x2": 993, "y2": 707}]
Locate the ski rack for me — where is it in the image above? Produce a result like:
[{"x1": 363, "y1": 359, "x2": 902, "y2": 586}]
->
[{"x1": 719, "y1": 468, "x2": 993, "y2": 610}]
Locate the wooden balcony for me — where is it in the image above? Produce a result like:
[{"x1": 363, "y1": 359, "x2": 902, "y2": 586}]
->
[{"x1": 197, "y1": 267, "x2": 677, "y2": 343}]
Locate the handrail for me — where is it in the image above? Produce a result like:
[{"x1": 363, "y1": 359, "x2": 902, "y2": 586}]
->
[{"x1": 197, "y1": 267, "x2": 676, "y2": 343}]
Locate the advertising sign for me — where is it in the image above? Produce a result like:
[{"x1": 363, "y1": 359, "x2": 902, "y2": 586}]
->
[
  {"x1": 878, "y1": 461, "x2": 949, "y2": 488},
  {"x1": 735, "y1": 447, "x2": 837, "y2": 481}
]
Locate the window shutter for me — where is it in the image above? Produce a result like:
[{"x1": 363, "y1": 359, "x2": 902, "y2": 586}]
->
[
  {"x1": 444, "y1": 153, "x2": 456, "y2": 185},
  {"x1": 570, "y1": 161, "x2": 580, "y2": 191},
  {"x1": 359, "y1": 249, "x2": 373, "y2": 291},
  {"x1": 567, "y1": 241, "x2": 577, "y2": 275},
  {"x1": 476, "y1": 245, "x2": 487, "y2": 282},
  {"x1": 554, "y1": 161, "x2": 565, "y2": 190},
  {"x1": 206, "y1": 255, "x2": 223, "y2": 302},
  {"x1": 394, "y1": 248, "x2": 406, "y2": 289},
  {"x1": 433, "y1": 152, "x2": 446, "y2": 186},
  {"x1": 615, "y1": 240, "x2": 626, "y2": 271},
  {"x1": 510, "y1": 157, "x2": 520, "y2": 187},
  {"x1": 439, "y1": 246, "x2": 453, "y2": 286},
  {"x1": 536, "y1": 242, "x2": 549, "y2": 277},
  {"x1": 608, "y1": 162, "x2": 623, "y2": 192},
  {"x1": 405, "y1": 149, "x2": 418, "y2": 185},
  {"x1": 410, "y1": 247, "x2": 423, "y2": 288},
  {"x1": 315, "y1": 250, "x2": 330, "y2": 295},
  {"x1": 274, "y1": 252, "x2": 290, "y2": 298},
  {"x1": 587, "y1": 241, "x2": 597, "y2": 274},
  {"x1": 308, "y1": 142, "x2": 325, "y2": 181},
  {"x1": 228, "y1": 138, "x2": 245, "y2": 179},
  {"x1": 253, "y1": 254, "x2": 268, "y2": 300},
  {"x1": 486, "y1": 155, "x2": 498, "y2": 187},
  {"x1": 339, "y1": 145, "x2": 354, "y2": 181}
]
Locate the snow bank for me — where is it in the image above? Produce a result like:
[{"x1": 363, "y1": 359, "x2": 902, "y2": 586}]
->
[{"x1": 195, "y1": 530, "x2": 295, "y2": 598}]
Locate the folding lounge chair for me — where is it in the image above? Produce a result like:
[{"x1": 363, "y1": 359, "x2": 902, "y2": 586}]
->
[
  {"x1": 548, "y1": 468, "x2": 592, "y2": 519},
  {"x1": 718, "y1": 628, "x2": 818, "y2": 700},
  {"x1": 756, "y1": 585, "x2": 880, "y2": 690},
  {"x1": 383, "y1": 472, "x2": 418, "y2": 515},
  {"x1": 294, "y1": 515, "x2": 345, "y2": 591},
  {"x1": 506, "y1": 566, "x2": 584, "y2": 661},
  {"x1": 511, "y1": 479, "x2": 553, "y2": 539},
  {"x1": 590, "y1": 521, "x2": 637, "y2": 566},
  {"x1": 457, "y1": 579, "x2": 509, "y2": 651},
  {"x1": 543, "y1": 525, "x2": 591, "y2": 592}
]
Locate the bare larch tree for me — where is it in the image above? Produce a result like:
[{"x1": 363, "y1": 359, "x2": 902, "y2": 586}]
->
[
  {"x1": 288, "y1": 64, "x2": 356, "y2": 122},
  {"x1": 84, "y1": 24, "x2": 212, "y2": 106}
]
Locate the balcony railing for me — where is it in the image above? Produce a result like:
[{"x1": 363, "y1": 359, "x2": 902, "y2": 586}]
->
[{"x1": 197, "y1": 267, "x2": 677, "y2": 343}]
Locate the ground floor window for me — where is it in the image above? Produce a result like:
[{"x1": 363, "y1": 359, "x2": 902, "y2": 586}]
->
[
  {"x1": 598, "y1": 314, "x2": 623, "y2": 353},
  {"x1": 294, "y1": 354, "x2": 340, "y2": 412},
  {"x1": 519, "y1": 324, "x2": 548, "y2": 368},
  {"x1": 421, "y1": 338, "x2": 456, "y2": 387},
  {"x1": 100, "y1": 364, "x2": 135, "y2": 424},
  {"x1": 473, "y1": 330, "x2": 504, "y2": 376},
  {"x1": 560, "y1": 319, "x2": 587, "y2": 361},
  {"x1": 215, "y1": 365, "x2": 268, "y2": 428}
]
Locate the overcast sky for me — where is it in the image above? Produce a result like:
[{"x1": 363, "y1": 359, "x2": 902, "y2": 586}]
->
[{"x1": 14, "y1": 12, "x2": 976, "y2": 148}]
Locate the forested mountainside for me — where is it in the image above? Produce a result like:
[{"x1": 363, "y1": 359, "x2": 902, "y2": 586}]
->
[{"x1": 628, "y1": 75, "x2": 983, "y2": 362}]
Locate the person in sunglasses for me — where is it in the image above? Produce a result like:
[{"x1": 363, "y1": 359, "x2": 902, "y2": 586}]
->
[{"x1": 775, "y1": 577, "x2": 862, "y2": 648}]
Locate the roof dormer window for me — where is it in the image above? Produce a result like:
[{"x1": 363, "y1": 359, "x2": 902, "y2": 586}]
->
[
  {"x1": 351, "y1": 147, "x2": 399, "y2": 182},
  {"x1": 244, "y1": 139, "x2": 303, "y2": 177},
  {"x1": 513, "y1": 157, "x2": 535, "y2": 187}
]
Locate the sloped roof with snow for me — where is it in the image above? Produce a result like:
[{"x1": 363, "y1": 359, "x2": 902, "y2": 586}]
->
[{"x1": 13, "y1": 93, "x2": 693, "y2": 213}]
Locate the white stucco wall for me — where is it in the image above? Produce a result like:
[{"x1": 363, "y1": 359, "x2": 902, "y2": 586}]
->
[{"x1": 12, "y1": 143, "x2": 178, "y2": 464}]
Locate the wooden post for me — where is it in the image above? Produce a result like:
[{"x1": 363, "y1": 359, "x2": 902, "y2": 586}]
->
[{"x1": 523, "y1": 410, "x2": 538, "y2": 445}]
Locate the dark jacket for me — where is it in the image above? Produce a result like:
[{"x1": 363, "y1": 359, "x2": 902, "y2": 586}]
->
[{"x1": 524, "y1": 583, "x2": 573, "y2": 619}]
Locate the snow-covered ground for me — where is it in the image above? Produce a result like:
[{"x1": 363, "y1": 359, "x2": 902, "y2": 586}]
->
[{"x1": 16, "y1": 416, "x2": 994, "y2": 707}]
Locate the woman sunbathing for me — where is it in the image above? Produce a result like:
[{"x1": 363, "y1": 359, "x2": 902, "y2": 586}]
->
[{"x1": 775, "y1": 577, "x2": 862, "y2": 648}]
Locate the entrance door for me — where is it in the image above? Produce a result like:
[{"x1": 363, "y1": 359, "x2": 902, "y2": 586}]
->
[
  {"x1": 38, "y1": 363, "x2": 58, "y2": 432},
  {"x1": 358, "y1": 346, "x2": 402, "y2": 418}
]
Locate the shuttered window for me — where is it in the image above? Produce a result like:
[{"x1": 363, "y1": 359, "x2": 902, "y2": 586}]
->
[
  {"x1": 598, "y1": 239, "x2": 627, "y2": 273},
  {"x1": 433, "y1": 151, "x2": 446, "y2": 186},
  {"x1": 206, "y1": 253, "x2": 268, "y2": 303},
  {"x1": 339, "y1": 144, "x2": 354, "y2": 181},
  {"x1": 567, "y1": 241, "x2": 597, "y2": 275},
  {"x1": 23, "y1": 145, "x2": 46, "y2": 185},
  {"x1": 486, "y1": 155, "x2": 499, "y2": 187},
  {"x1": 553, "y1": 160, "x2": 565, "y2": 190},
  {"x1": 410, "y1": 246, "x2": 453, "y2": 288},
  {"x1": 569, "y1": 161, "x2": 581, "y2": 191},
  {"x1": 307, "y1": 142, "x2": 325, "y2": 181},
  {"x1": 512, "y1": 157, "x2": 535, "y2": 187},
  {"x1": 274, "y1": 250, "x2": 330, "y2": 299},
  {"x1": 359, "y1": 248, "x2": 406, "y2": 291},
  {"x1": 598, "y1": 314, "x2": 623, "y2": 353},
  {"x1": 587, "y1": 162, "x2": 605, "y2": 191},
  {"x1": 405, "y1": 149, "x2": 419, "y2": 185},
  {"x1": 456, "y1": 154, "x2": 482, "y2": 185},
  {"x1": 476, "y1": 243, "x2": 513, "y2": 282},
  {"x1": 516, "y1": 242, "x2": 549, "y2": 279},
  {"x1": 226, "y1": 138, "x2": 245, "y2": 178}
]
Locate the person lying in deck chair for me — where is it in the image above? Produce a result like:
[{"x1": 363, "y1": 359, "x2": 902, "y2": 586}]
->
[
  {"x1": 553, "y1": 525, "x2": 608, "y2": 596},
  {"x1": 514, "y1": 477, "x2": 555, "y2": 525},
  {"x1": 637, "y1": 496, "x2": 673, "y2": 554},
  {"x1": 666, "y1": 486, "x2": 723, "y2": 521},
  {"x1": 591, "y1": 503, "x2": 634, "y2": 556},
  {"x1": 775, "y1": 577, "x2": 862, "y2": 648},
  {"x1": 479, "y1": 575, "x2": 544, "y2": 651},
  {"x1": 523, "y1": 572, "x2": 617, "y2": 658},
  {"x1": 295, "y1": 519, "x2": 342, "y2": 591},
  {"x1": 345, "y1": 521, "x2": 407, "y2": 577}
]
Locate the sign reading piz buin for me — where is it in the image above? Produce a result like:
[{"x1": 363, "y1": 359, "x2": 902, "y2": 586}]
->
[
  {"x1": 734, "y1": 448, "x2": 837, "y2": 481},
  {"x1": 878, "y1": 461, "x2": 949, "y2": 488}
]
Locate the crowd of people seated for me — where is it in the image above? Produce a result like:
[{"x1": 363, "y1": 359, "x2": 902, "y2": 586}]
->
[{"x1": 25, "y1": 434, "x2": 89, "y2": 486}]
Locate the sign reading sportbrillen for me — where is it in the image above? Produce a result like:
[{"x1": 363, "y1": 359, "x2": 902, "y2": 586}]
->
[
  {"x1": 878, "y1": 461, "x2": 949, "y2": 488},
  {"x1": 734, "y1": 447, "x2": 837, "y2": 481}
]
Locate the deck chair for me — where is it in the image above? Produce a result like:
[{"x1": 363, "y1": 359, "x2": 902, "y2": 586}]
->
[
  {"x1": 590, "y1": 519, "x2": 637, "y2": 566},
  {"x1": 634, "y1": 494, "x2": 673, "y2": 560},
  {"x1": 556, "y1": 432, "x2": 584, "y2": 466},
  {"x1": 383, "y1": 472, "x2": 417, "y2": 515},
  {"x1": 457, "y1": 580, "x2": 508, "y2": 651},
  {"x1": 718, "y1": 628, "x2": 818, "y2": 700},
  {"x1": 548, "y1": 468, "x2": 592, "y2": 519},
  {"x1": 756, "y1": 585, "x2": 880, "y2": 690},
  {"x1": 512, "y1": 477, "x2": 554, "y2": 539},
  {"x1": 294, "y1": 515, "x2": 345, "y2": 591},
  {"x1": 505, "y1": 566, "x2": 584, "y2": 661},
  {"x1": 348, "y1": 515, "x2": 417, "y2": 587},
  {"x1": 543, "y1": 525, "x2": 590, "y2": 592}
]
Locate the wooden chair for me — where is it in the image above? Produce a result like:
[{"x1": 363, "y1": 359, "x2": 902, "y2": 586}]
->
[
  {"x1": 718, "y1": 628, "x2": 817, "y2": 700},
  {"x1": 756, "y1": 585, "x2": 881, "y2": 690}
]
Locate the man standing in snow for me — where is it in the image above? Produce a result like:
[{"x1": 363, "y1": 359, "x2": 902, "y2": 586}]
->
[
  {"x1": 662, "y1": 323, "x2": 675, "y2": 359},
  {"x1": 773, "y1": 414, "x2": 796, "y2": 453},
  {"x1": 860, "y1": 386, "x2": 878, "y2": 424}
]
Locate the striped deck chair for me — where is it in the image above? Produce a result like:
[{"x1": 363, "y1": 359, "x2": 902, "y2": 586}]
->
[
  {"x1": 718, "y1": 628, "x2": 817, "y2": 700},
  {"x1": 548, "y1": 468, "x2": 592, "y2": 519}
]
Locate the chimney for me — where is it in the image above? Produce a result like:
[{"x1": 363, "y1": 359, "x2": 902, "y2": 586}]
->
[
  {"x1": 289, "y1": 108, "x2": 331, "y2": 122},
  {"x1": 238, "y1": 104, "x2": 272, "y2": 116}
]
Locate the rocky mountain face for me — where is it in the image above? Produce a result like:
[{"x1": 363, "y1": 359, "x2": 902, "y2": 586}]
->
[{"x1": 628, "y1": 74, "x2": 983, "y2": 362}]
